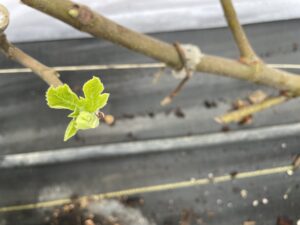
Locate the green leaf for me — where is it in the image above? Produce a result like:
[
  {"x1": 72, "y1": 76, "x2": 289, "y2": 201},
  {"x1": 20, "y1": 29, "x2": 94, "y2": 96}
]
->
[
  {"x1": 64, "y1": 119, "x2": 78, "y2": 141},
  {"x1": 83, "y1": 76, "x2": 104, "y2": 99},
  {"x1": 46, "y1": 84, "x2": 80, "y2": 111},
  {"x1": 81, "y1": 93, "x2": 109, "y2": 112},
  {"x1": 94, "y1": 93, "x2": 109, "y2": 111},
  {"x1": 45, "y1": 76, "x2": 110, "y2": 142},
  {"x1": 68, "y1": 107, "x2": 80, "y2": 118},
  {"x1": 75, "y1": 111, "x2": 99, "y2": 130}
]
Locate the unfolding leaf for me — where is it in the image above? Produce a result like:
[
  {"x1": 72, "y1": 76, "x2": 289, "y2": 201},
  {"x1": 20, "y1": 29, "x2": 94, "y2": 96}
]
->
[
  {"x1": 64, "y1": 119, "x2": 78, "y2": 141},
  {"x1": 83, "y1": 76, "x2": 104, "y2": 99},
  {"x1": 68, "y1": 107, "x2": 80, "y2": 118},
  {"x1": 94, "y1": 93, "x2": 109, "y2": 111},
  {"x1": 75, "y1": 111, "x2": 99, "y2": 130},
  {"x1": 45, "y1": 76, "x2": 110, "y2": 142},
  {"x1": 46, "y1": 84, "x2": 80, "y2": 110},
  {"x1": 81, "y1": 93, "x2": 109, "y2": 112}
]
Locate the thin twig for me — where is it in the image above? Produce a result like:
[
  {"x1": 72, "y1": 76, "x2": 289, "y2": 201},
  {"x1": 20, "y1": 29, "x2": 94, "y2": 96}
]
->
[
  {"x1": 215, "y1": 95, "x2": 288, "y2": 124},
  {"x1": 0, "y1": 4, "x2": 62, "y2": 87},
  {"x1": 161, "y1": 76, "x2": 191, "y2": 106},
  {"x1": 161, "y1": 43, "x2": 193, "y2": 106},
  {"x1": 220, "y1": 0, "x2": 257, "y2": 61},
  {"x1": 0, "y1": 34, "x2": 63, "y2": 87}
]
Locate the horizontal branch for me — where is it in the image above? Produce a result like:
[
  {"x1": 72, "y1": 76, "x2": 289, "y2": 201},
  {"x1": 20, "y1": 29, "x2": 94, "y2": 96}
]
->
[{"x1": 21, "y1": 0, "x2": 300, "y2": 95}]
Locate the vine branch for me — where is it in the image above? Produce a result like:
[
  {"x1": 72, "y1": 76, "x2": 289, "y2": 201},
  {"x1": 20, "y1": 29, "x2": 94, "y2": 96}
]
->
[
  {"x1": 0, "y1": 4, "x2": 63, "y2": 87},
  {"x1": 20, "y1": 0, "x2": 300, "y2": 93},
  {"x1": 220, "y1": 0, "x2": 257, "y2": 61},
  {"x1": 18, "y1": 0, "x2": 300, "y2": 123},
  {"x1": 215, "y1": 95, "x2": 289, "y2": 124}
]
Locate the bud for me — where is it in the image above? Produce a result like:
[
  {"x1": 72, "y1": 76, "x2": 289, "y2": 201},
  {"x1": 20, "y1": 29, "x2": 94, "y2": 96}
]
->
[{"x1": 76, "y1": 111, "x2": 99, "y2": 130}]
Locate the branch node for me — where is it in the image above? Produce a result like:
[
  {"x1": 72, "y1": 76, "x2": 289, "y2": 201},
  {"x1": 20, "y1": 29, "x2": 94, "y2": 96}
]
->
[
  {"x1": 161, "y1": 43, "x2": 203, "y2": 106},
  {"x1": 68, "y1": 4, "x2": 94, "y2": 26},
  {"x1": 215, "y1": 95, "x2": 288, "y2": 124}
]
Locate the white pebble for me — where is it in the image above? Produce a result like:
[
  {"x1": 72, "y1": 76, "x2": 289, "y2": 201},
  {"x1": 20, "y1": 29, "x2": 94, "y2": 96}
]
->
[
  {"x1": 217, "y1": 199, "x2": 223, "y2": 205},
  {"x1": 227, "y1": 202, "x2": 233, "y2": 208},
  {"x1": 262, "y1": 198, "x2": 269, "y2": 204},
  {"x1": 287, "y1": 170, "x2": 294, "y2": 176},
  {"x1": 297, "y1": 219, "x2": 300, "y2": 225},
  {"x1": 281, "y1": 143, "x2": 287, "y2": 149},
  {"x1": 283, "y1": 194, "x2": 288, "y2": 200},
  {"x1": 240, "y1": 189, "x2": 248, "y2": 199},
  {"x1": 252, "y1": 200, "x2": 259, "y2": 207}
]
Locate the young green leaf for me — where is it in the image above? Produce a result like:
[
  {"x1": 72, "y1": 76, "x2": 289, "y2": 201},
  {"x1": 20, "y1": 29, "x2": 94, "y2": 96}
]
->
[
  {"x1": 68, "y1": 107, "x2": 80, "y2": 118},
  {"x1": 46, "y1": 76, "x2": 110, "y2": 142},
  {"x1": 81, "y1": 76, "x2": 109, "y2": 112},
  {"x1": 46, "y1": 84, "x2": 80, "y2": 110},
  {"x1": 83, "y1": 76, "x2": 104, "y2": 99},
  {"x1": 81, "y1": 93, "x2": 110, "y2": 112},
  {"x1": 64, "y1": 119, "x2": 78, "y2": 141},
  {"x1": 75, "y1": 111, "x2": 99, "y2": 130}
]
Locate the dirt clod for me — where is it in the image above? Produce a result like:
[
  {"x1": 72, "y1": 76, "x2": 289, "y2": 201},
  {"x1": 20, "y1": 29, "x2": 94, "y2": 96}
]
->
[
  {"x1": 174, "y1": 107, "x2": 185, "y2": 118},
  {"x1": 243, "y1": 221, "x2": 256, "y2": 225},
  {"x1": 203, "y1": 100, "x2": 217, "y2": 108},
  {"x1": 277, "y1": 216, "x2": 293, "y2": 225}
]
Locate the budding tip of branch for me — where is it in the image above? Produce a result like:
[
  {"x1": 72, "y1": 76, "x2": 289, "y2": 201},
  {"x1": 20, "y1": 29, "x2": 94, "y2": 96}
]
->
[
  {"x1": 160, "y1": 97, "x2": 171, "y2": 106},
  {"x1": 214, "y1": 117, "x2": 224, "y2": 124},
  {"x1": 68, "y1": 8, "x2": 79, "y2": 18},
  {"x1": 0, "y1": 4, "x2": 9, "y2": 33}
]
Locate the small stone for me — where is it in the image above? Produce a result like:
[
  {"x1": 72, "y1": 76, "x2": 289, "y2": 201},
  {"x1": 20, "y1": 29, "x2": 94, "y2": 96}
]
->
[
  {"x1": 208, "y1": 173, "x2": 214, "y2": 179},
  {"x1": 287, "y1": 169, "x2": 294, "y2": 176},
  {"x1": 281, "y1": 143, "x2": 287, "y2": 149},
  {"x1": 283, "y1": 194, "x2": 288, "y2": 200},
  {"x1": 297, "y1": 219, "x2": 300, "y2": 225},
  {"x1": 277, "y1": 216, "x2": 293, "y2": 225},
  {"x1": 174, "y1": 107, "x2": 185, "y2": 118},
  {"x1": 227, "y1": 202, "x2": 233, "y2": 208},
  {"x1": 244, "y1": 221, "x2": 256, "y2": 225},
  {"x1": 196, "y1": 218, "x2": 204, "y2": 225},
  {"x1": 204, "y1": 190, "x2": 210, "y2": 196},
  {"x1": 252, "y1": 200, "x2": 259, "y2": 207},
  {"x1": 262, "y1": 198, "x2": 269, "y2": 204},
  {"x1": 240, "y1": 189, "x2": 248, "y2": 199},
  {"x1": 104, "y1": 114, "x2": 115, "y2": 126},
  {"x1": 217, "y1": 199, "x2": 223, "y2": 205},
  {"x1": 85, "y1": 219, "x2": 95, "y2": 225}
]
